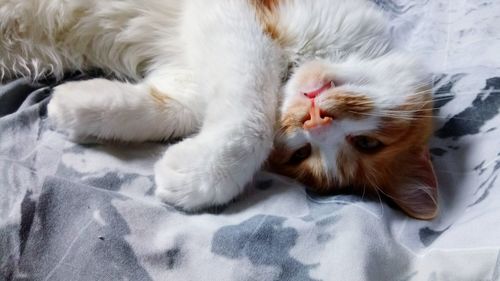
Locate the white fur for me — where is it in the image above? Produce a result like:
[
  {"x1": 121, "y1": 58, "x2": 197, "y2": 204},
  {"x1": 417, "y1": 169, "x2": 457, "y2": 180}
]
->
[{"x1": 0, "y1": 0, "x2": 423, "y2": 209}]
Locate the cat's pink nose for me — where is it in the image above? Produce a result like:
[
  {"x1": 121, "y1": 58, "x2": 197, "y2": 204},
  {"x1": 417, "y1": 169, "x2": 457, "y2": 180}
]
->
[
  {"x1": 303, "y1": 100, "x2": 333, "y2": 130},
  {"x1": 303, "y1": 81, "x2": 334, "y2": 99}
]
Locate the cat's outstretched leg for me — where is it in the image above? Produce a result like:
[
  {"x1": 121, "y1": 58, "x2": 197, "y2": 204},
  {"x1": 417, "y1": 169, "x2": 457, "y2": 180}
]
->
[
  {"x1": 47, "y1": 72, "x2": 203, "y2": 142},
  {"x1": 154, "y1": 1, "x2": 283, "y2": 210}
]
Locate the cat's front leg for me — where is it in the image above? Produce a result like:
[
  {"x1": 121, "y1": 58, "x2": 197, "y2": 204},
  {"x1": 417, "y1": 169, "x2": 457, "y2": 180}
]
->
[
  {"x1": 154, "y1": 105, "x2": 279, "y2": 210},
  {"x1": 48, "y1": 72, "x2": 203, "y2": 142},
  {"x1": 154, "y1": 1, "x2": 283, "y2": 210}
]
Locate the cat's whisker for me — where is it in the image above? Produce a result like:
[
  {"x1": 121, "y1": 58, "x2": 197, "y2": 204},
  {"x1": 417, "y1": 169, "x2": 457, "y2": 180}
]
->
[
  {"x1": 439, "y1": 89, "x2": 500, "y2": 95},
  {"x1": 372, "y1": 184, "x2": 385, "y2": 217},
  {"x1": 361, "y1": 184, "x2": 367, "y2": 201},
  {"x1": 407, "y1": 114, "x2": 489, "y2": 122},
  {"x1": 381, "y1": 108, "x2": 434, "y2": 114},
  {"x1": 370, "y1": 89, "x2": 500, "y2": 100},
  {"x1": 348, "y1": 111, "x2": 418, "y2": 120},
  {"x1": 412, "y1": 89, "x2": 433, "y2": 96},
  {"x1": 432, "y1": 89, "x2": 500, "y2": 97},
  {"x1": 367, "y1": 93, "x2": 489, "y2": 107},
  {"x1": 348, "y1": 111, "x2": 494, "y2": 122}
]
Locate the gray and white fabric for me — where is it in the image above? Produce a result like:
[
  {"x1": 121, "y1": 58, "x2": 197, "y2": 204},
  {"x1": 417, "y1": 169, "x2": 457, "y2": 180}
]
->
[{"x1": 1, "y1": 1, "x2": 500, "y2": 280}]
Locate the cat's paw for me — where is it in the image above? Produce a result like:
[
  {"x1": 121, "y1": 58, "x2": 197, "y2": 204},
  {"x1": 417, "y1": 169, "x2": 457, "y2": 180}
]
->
[
  {"x1": 47, "y1": 82, "x2": 91, "y2": 141},
  {"x1": 47, "y1": 80, "x2": 114, "y2": 142},
  {"x1": 154, "y1": 138, "x2": 245, "y2": 210}
]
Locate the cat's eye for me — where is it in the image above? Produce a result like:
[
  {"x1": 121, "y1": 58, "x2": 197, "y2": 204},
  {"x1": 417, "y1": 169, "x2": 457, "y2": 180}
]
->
[
  {"x1": 350, "y1": 135, "x2": 384, "y2": 153},
  {"x1": 288, "y1": 144, "x2": 312, "y2": 165}
]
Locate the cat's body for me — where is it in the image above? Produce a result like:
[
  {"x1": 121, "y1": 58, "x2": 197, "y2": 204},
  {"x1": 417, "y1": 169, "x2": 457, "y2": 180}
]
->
[{"x1": 0, "y1": 0, "x2": 438, "y2": 219}]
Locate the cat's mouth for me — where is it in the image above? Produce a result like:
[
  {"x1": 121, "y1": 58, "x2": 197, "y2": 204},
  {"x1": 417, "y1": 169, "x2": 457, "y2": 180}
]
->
[{"x1": 302, "y1": 81, "x2": 335, "y2": 99}]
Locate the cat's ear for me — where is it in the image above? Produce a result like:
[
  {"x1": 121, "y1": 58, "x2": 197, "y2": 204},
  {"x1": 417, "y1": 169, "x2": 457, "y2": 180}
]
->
[{"x1": 390, "y1": 147, "x2": 438, "y2": 220}]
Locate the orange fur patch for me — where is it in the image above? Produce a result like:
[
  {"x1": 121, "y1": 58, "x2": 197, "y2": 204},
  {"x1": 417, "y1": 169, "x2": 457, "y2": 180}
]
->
[
  {"x1": 149, "y1": 87, "x2": 171, "y2": 106},
  {"x1": 250, "y1": 0, "x2": 288, "y2": 45},
  {"x1": 321, "y1": 90, "x2": 375, "y2": 119},
  {"x1": 277, "y1": 102, "x2": 309, "y2": 135}
]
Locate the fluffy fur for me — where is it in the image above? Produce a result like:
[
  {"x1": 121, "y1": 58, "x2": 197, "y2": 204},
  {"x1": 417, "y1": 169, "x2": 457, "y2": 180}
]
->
[{"x1": 0, "y1": 0, "x2": 438, "y2": 219}]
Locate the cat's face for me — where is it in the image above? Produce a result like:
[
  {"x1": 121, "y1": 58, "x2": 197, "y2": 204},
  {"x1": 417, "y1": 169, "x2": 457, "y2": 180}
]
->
[{"x1": 268, "y1": 53, "x2": 438, "y2": 220}]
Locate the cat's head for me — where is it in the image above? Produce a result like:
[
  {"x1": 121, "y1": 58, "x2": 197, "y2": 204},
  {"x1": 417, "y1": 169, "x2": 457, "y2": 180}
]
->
[{"x1": 268, "y1": 53, "x2": 438, "y2": 220}]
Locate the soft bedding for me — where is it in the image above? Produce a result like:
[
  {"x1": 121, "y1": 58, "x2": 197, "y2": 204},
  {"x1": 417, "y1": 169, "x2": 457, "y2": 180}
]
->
[{"x1": 1, "y1": 0, "x2": 500, "y2": 280}]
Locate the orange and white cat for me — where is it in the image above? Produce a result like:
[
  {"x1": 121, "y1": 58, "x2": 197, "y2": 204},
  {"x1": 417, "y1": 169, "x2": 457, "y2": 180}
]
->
[{"x1": 0, "y1": 0, "x2": 438, "y2": 219}]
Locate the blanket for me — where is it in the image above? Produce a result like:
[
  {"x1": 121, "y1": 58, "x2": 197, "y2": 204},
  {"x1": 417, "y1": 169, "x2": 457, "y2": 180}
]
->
[{"x1": 1, "y1": 0, "x2": 500, "y2": 280}]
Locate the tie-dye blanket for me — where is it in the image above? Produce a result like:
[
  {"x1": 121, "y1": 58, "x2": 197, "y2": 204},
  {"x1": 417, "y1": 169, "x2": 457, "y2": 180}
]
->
[{"x1": 1, "y1": 1, "x2": 499, "y2": 280}]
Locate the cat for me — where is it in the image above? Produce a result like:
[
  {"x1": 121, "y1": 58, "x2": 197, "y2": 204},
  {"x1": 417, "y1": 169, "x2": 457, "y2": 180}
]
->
[{"x1": 0, "y1": 0, "x2": 438, "y2": 219}]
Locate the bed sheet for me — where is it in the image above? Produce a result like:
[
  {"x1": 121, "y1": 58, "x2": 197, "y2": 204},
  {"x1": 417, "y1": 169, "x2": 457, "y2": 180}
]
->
[{"x1": 1, "y1": 0, "x2": 500, "y2": 280}]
